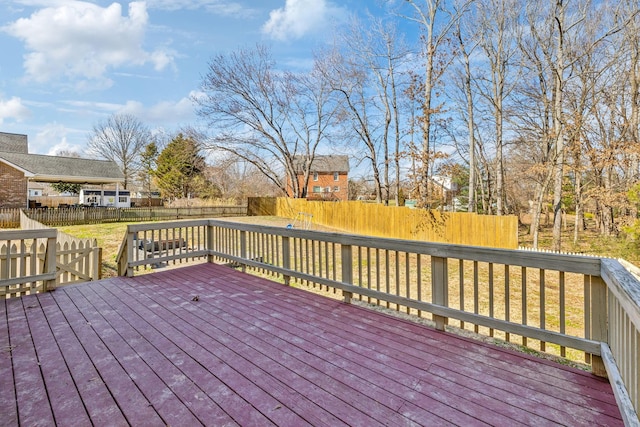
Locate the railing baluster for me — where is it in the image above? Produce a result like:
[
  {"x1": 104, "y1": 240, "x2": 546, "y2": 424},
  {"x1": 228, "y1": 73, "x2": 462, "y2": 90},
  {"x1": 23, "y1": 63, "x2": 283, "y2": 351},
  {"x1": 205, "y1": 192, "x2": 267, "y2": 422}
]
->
[
  {"x1": 522, "y1": 266, "x2": 528, "y2": 347},
  {"x1": 395, "y1": 250, "x2": 400, "y2": 311},
  {"x1": 459, "y1": 259, "x2": 465, "y2": 329},
  {"x1": 474, "y1": 261, "x2": 479, "y2": 333},
  {"x1": 282, "y1": 235, "x2": 290, "y2": 286},
  {"x1": 540, "y1": 268, "x2": 546, "y2": 352},
  {"x1": 417, "y1": 254, "x2": 422, "y2": 317},
  {"x1": 505, "y1": 265, "x2": 510, "y2": 342},
  {"x1": 559, "y1": 271, "x2": 565, "y2": 357},
  {"x1": 489, "y1": 262, "x2": 494, "y2": 337},
  {"x1": 367, "y1": 247, "x2": 372, "y2": 304},
  {"x1": 405, "y1": 252, "x2": 411, "y2": 314}
]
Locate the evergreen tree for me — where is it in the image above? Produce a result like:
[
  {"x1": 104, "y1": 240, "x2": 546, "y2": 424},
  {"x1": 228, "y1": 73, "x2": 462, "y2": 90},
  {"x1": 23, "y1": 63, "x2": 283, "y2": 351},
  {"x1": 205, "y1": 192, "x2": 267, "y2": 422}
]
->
[
  {"x1": 155, "y1": 134, "x2": 218, "y2": 199},
  {"x1": 138, "y1": 142, "x2": 159, "y2": 206}
]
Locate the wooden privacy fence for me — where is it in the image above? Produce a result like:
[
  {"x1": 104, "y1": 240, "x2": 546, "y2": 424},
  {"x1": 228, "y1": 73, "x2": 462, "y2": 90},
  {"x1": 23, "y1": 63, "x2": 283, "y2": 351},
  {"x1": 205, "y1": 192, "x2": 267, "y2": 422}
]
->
[
  {"x1": 248, "y1": 197, "x2": 518, "y2": 249},
  {"x1": 117, "y1": 219, "x2": 640, "y2": 423}
]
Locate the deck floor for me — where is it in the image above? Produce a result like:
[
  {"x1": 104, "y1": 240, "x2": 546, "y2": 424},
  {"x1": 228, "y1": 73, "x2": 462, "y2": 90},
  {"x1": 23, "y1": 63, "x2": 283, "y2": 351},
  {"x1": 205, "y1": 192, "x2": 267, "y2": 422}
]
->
[{"x1": 1, "y1": 263, "x2": 623, "y2": 426}]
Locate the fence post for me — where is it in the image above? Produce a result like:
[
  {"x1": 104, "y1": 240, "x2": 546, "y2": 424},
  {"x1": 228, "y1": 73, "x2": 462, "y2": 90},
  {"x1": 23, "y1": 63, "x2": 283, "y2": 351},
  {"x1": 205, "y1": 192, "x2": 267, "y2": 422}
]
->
[
  {"x1": 341, "y1": 243, "x2": 353, "y2": 303},
  {"x1": 93, "y1": 246, "x2": 102, "y2": 280},
  {"x1": 282, "y1": 236, "x2": 291, "y2": 286},
  {"x1": 589, "y1": 275, "x2": 608, "y2": 377},
  {"x1": 431, "y1": 256, "x2": 449, "y2": 331},
  {"x1": 43, "y1": 233, "x2": 57, "y2": 291}
]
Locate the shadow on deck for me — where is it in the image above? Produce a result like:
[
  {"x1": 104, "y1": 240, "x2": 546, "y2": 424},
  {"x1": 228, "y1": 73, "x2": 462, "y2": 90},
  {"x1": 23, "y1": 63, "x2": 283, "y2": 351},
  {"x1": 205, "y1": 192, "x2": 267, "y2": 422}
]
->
[{"x1": 1, "y1": 263, "x2": 623, "y2": 426}]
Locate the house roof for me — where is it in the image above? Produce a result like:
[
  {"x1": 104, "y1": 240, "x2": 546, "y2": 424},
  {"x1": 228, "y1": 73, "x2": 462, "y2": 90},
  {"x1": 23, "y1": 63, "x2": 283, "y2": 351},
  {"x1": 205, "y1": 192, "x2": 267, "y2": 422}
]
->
[
  {"x1": 0, "y1": 132, "x2": 29, "y2": 154},
  {"x1": 0, "y1": 151, "x2": 124, "y2": 184},
  {"x1": 293, "y1": 155, "x2": 350, "y2": 174}
]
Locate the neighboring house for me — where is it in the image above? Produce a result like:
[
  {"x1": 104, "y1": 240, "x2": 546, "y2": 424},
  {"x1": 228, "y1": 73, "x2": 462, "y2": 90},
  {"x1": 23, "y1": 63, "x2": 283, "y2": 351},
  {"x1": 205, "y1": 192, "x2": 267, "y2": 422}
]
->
[
  {"x1": 0, "y1": 132, "x2": 124, "y2": 208},
  {"x1": 287, "y1": 155, "x2": 350, "y2": 201},
  {"x1": 79, "y1": 189, "x2": 131, "y2": 208}
]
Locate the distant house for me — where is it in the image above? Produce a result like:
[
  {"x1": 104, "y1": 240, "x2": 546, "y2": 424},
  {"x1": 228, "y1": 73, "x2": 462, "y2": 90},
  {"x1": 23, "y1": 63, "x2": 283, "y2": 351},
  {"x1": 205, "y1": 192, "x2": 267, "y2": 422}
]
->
[
  {"x1": 79, "y1": 189, "x2": 131, "y2": 208},
  {"x1": 287, "y1": 155, "x2": 350, "y2": 201},
  {"x1": 0, "y1": 132, "x2": 124, "y2": 208}
]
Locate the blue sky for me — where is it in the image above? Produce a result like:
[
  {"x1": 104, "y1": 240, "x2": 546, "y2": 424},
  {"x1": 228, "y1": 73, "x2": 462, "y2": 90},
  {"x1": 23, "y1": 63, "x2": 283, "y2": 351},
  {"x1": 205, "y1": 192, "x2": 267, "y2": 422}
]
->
[{"x1": 0, "y1": 0, "x2": 384, "y2": 155}]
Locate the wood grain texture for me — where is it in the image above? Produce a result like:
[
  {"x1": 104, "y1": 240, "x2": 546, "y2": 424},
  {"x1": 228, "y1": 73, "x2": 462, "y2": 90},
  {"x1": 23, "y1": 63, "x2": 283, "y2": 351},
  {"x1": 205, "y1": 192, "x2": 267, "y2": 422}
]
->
[{"x1": 0, "y1": 263, "x2": 625, "y2": 426}]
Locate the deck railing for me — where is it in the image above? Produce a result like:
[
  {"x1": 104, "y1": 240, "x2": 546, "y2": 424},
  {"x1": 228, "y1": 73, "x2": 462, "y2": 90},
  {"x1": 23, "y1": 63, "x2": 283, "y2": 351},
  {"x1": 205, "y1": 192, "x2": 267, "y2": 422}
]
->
[
  {"x1": 116, "y1": 219, "x2": 640, "y2": 423},
  {"x1": 0, "y1": 229, "x2": 57, "y2": 298}
]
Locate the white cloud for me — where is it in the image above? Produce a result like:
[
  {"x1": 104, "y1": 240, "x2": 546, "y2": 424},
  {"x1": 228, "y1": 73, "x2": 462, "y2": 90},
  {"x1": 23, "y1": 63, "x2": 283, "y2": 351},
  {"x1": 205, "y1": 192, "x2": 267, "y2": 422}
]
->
[
  {"x1": 262, "y1": 0, "x2": 346, "y2": 41},
  {"x1": 0, "y1": 96, "x2": 31, "y2": 124},
  {"x1": 2, "y1": 1, "x2": 175, "y2": 87},
  {"x1": 62, "y1": 92, "x2": 196, "y2": 125},
  {"x1": 119, "y1": 94, "x2": 196, "y2": 123},
  {"x1": 30, "y1": 122, "x2": 83, "y2": 155}
]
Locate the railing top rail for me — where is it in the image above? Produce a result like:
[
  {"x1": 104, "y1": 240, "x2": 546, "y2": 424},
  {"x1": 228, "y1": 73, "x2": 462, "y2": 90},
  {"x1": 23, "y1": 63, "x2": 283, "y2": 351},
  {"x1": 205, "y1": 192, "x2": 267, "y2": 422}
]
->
[
  {"x1": 126, "y1": 219, "x2": 210, "y2": 232},
  {"x1": 0, "y1": 228, "x2": 57, "y2": 240},
  {"x1": 207, "y1": 219, "x2": 602, "y2": 275},
  {"x1": 602, "y1": 259, "x2": 640, "y2": 332}
]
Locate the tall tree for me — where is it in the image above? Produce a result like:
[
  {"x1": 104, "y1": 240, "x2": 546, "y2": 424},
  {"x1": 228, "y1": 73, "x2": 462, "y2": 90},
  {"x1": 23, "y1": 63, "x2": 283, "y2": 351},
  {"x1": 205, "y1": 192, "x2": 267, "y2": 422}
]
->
[
  {"x1": 87, "y1": 113, "x2": 150, "y2": 189},
  {"x1": 155, "y1": 134, "x2": 211, "y2": 200},
  {"x1": 475, "y1": 0, "x2": 521, "y2": 215},
  {"x1": 396, "y1": 0, "x2": 470, "y2": 206},
  {"x1": 324, "y1": 14, "x2": 410, "y2": 204},
  {"x1": 138, "y1": 142, "x2": 159, "y2": 206},
  {"x1": 194, "y1": 44, "x2": 336, "y2": 198}
]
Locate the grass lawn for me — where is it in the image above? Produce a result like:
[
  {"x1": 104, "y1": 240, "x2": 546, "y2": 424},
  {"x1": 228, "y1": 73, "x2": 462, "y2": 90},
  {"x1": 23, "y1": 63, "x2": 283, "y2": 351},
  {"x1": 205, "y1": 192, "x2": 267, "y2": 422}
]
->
[{"x1": 58, "y1": 222, "x2": 132, "y2": 278}]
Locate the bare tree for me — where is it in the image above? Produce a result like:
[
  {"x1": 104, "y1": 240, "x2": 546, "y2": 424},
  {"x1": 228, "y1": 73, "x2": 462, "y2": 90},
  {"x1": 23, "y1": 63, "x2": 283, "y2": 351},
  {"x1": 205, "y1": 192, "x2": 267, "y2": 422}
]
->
[
  {"x1": 475, "y1": 0, "x2": 521, "y2": 215},
  {"x1": 394, "y1": 0, "x2": 470, "y2": 205},
  {"x1": 450, "y1": 5, "x2": 479, "y2": 212},
  {"x1": 194, "y1": 45, "x2": 336, "y2": 198},
  {"x1": 87, "y1": 113, "x2": 150, "y2": 189},
  {"x1": 325, "y1": 14, "x2": 411, "y2": 205}
]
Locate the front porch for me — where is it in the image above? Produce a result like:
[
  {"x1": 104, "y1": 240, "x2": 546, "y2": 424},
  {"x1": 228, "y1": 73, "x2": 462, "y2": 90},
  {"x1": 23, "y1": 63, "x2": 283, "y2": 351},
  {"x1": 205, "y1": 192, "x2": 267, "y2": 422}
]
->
[{"x1": 2, "y1": 263, "x2": 623, "y2": 426}]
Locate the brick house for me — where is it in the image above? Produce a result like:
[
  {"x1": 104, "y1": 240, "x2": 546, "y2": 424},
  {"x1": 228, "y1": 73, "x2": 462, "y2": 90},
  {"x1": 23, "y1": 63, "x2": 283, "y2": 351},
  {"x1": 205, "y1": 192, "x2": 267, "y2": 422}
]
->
[
  {"x1": 287, "y1": 155, "x2": 350, "y2": 201},
  {"x1": 0, "y1": 132, "x2": 124, "y2": 208}
]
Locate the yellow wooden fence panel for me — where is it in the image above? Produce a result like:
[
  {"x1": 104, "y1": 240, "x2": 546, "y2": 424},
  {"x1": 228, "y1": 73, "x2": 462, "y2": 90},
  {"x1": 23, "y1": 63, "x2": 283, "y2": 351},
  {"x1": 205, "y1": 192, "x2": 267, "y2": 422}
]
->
[{"x1": 249, "y1": 198, "x2": 518, "y2": 249}]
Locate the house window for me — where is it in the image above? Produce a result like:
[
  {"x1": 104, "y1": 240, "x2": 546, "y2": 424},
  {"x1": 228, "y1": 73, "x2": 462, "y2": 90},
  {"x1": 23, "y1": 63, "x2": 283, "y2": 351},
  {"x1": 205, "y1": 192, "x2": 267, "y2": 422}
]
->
[
  {"x1": 333, "y1": 172, "x2": 339, "y2": 181},
  {"x1": 119, "y1": 196, "x2": 128, "y2": 203},
  {"x1": 333, "y1": 186, "x2": 340, "y2": 192},
  {"x1": 313, "y1": 172, "x2": 319, "y2": 181},
  {"x1": 313, "y1": 186, "x2": 322, "y2": 193},
  {"x1": 326, "y1": 186, "x2": 331, "y2": 193}
]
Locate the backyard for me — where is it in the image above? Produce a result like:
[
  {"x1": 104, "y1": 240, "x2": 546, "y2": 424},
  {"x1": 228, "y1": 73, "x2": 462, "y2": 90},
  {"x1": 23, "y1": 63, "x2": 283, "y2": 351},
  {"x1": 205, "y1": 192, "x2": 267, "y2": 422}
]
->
[
  {"x1": 56, "y1": 215, "x2": 631, "y2": 365},
  {"x1": 58, "y1": 214, "x2": 640, "y2": 278}
]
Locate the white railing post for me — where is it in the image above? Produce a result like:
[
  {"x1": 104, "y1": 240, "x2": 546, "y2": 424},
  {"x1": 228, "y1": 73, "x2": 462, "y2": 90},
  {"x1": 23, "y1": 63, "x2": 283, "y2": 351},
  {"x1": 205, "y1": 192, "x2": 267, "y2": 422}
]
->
[
  {"x1": 126, "y1": 228, "x2": 135, "y2": 277},
  {"x1": 43, "y1": 233, "x2": 57, "y2": 291},
  {"x1": 431, "y1": 256, "x2": 449, "y2": 331},
  {"x1": 93, "y1": 247, "x2": 102, "y2": 280},
  {"x1": 240, "y1": 230, "x2": 247, "y2": 273},
  {"x1": 207, "y1": 223, "x2": 214, "y2": 264},
  {"x1": 341, "y1": 243, "x2": 353, "y2": 303},
  {"x1": 282, "y1": 236, "x2": 291, "y2": 286},
  {"x1": 590, "y1": 275, "x2": 607, "y2": 377}
]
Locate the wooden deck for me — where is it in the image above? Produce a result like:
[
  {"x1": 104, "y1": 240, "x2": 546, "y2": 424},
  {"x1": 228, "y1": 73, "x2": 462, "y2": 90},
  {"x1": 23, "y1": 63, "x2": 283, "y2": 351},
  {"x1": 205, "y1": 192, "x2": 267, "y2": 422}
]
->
[{"x1": 1, "y1": 263, "x2": 624, "y2": 426}]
